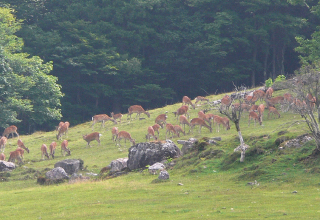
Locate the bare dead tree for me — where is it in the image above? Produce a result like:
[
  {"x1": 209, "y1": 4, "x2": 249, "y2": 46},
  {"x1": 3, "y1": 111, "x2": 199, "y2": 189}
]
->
[{"x1": 219, "y1": 85, "x2": 250, "y2": 162}]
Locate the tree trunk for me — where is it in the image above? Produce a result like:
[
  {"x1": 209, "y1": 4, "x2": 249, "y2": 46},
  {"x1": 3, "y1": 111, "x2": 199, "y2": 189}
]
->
[{"x1": 263, "y1": 47, "x2": 269, "y2": 82}]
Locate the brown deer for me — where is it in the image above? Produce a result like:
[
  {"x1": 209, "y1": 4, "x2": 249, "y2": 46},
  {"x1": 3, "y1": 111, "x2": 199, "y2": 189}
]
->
[
  {"x1": 146, "y1": 126, "x2": 158, "y2": 141},
  {"x1": 195, "y1": 96, "x2": 209, "y2": 105},
  {"x1": 8, "y1": 149, "x2": 23, "y2": 163},
  {"x1": 17, "y1": 139, "x2": 29, "y2": 153},
  {"x1": 165, "y1": 123, "x2": 177, "y2": 139},
  {"x1": 173, "y1": 105, "x2": 189, "y2": 120},
  {"x1": 257, "y1": 104, "x2": 265, "y2": 123},
  {"x1": 179, "y1": 115, "x2": 191, "y2": 133},
  {"x1": 306, "y1": 93, "x2": 316, "y2": 109},
  {"x1": 111, "y1": 112, "x2": 123, "y2": 123},
  {"x1": 190, "y1": 118, "x2": 212, "y2": 134},
  {"x1": 182, "y1": 96, "x2": 195, "y2": 109},
  {"x1": 265, "y1": 96, "x2": 284, "y2": 108},
  {"x1": 116, "y1": 131, "x2": 136, "y2": 147},
  {"x1": 0, "y1": 153, "x2": 5, "y2": 161},
  {"x1": 56, "y1": 121, "x2": 65, "y2": 131},
  {"x1": 83, "y1": 132, "x2": 102, "y2": 147},
  {"x1": 41, "y1": 144, "x2": 50, "y2": 160},
  {"x1": 232, "y1": 103, "x2": 251, "y2": 112},
  {"x1": 0, "y1": 136, "x2": 7, "y2": 152},
  {"x1": 49, "y1": 141, "x2": 57, "y2": 159},
  {"x1": 248, "y1": 111, "x2": 262, "y2": 126},
  {"x1": 174, "y1": 125, "x2": 185, "y2": 137},
  {"x1": 155, "y1": 113, "x2": 167, "y2": 128},
  {"x1": 213, "y1": 116, "x2": 230, "y2": 132},
  {"x1": 244, "y1": 95, "x2": 258, "y2": 105},
  {"x1": 266, "y1": 87, "x2": 274, "y2": 98},
  {"x1": 16, "y1": 147, "x2": 25, "y2": 160},
  {"x1": 249, "y1": 104, "x2": 259, "y2": 112},
  {"x1": 2, "y1": 125, "x2": 19, "y2": 138},
  {"x1": 253, "y1": 90, "x2": 266, "y2": 101},
  {"x1": 92, "y1": 114, "x2": 117, "y2": 130},
  {"x1": 111, "y1": 127, "x2": 119, "y2": 142},
  {"x1": 56, "y1": 122, "x2": 69, "y2": 140},
  {"x1": 61, "y1": 140, "x2": 71, "y2": 156},
  {"x1": 268, "y1": 106, "x2": 281, "y2": 119},
  {"x1": 221, "y1": 95, "x2": 232, "y2": 109},
  {"x1": 127, "y1": 105, "x2": 150, "y2": 120},
  {"x1": 283, "y1": 93, "x2": 294, "y2": 104},
  {"x1": 152, "y1": 124, "x2": 161, "y2": 138}
]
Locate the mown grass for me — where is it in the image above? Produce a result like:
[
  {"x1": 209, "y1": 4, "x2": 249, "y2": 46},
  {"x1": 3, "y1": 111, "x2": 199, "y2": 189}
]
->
[{"x1": 1, "y1": 88, "x2": 320, "y2": 219}]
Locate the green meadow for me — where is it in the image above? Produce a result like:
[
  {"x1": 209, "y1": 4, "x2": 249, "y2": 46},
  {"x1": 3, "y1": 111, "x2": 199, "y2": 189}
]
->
[{"x1": 1, "y1": 88, "x2": 320, "y2": 219}]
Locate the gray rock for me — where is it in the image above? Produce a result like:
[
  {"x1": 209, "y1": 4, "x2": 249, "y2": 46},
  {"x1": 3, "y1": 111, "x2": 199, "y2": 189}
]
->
[
  {"x1": 127, "y1": 140, "x2": 181, "y2": 170},
  {"x1": 0, "y1": 161, "x2": 15, "y2": 171},
  {"x1": 46, "y1": 167, "x2": 69, "y2": 180},
  {"x1": 109, "y1": 158, "x2": 128, "y2": 173},
  {"x1": 148, "y1": 162, "x2": 165, "y2": 174},
  {"x1": 180, "y1": 138, "x2": 198, "y2": 155},
  {"x1": 279, "y1": 134, "x2": 313, "y2": 149},
  {"x1": 54, "y1": 159, "x2": 83, "y2": 175},
  {"x1": 158, "y1": 170, "x2": 169, "y2": 180}
]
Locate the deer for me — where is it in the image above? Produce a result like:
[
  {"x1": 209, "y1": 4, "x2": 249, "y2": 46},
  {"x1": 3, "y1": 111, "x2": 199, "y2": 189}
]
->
[
  {"x1": 266, "y1": 87, "x2": 274, "y2": 98},
  {"x1": 179, "y1": 115, "x2": 191, "y2": 133},
  {"x1": 165, "y1": 123, "x2": 177, "y2": 139},
  {"x1": 8, "y1": 149, "x2": 23, "y2": 164},
  {"x1": 61, "y1": 140, "x2": 71, "y2": 156},
  {"x1": 244, "y1": 95, "x2": 258, "y2": 105},
  {"x1": 92, "y1": 114, "x2": 117, "y2": 131},
  {"x1": 174, "y1": 125, "x2": 185, "y2": 137},
  {"x1": 0, "y1": 136, "x2": 7, "y2": 152},
  {"x1": 253, "y1": 90, "x2": 266, "y2": 101},
  {"x1": 306, "y1": 93, "x2": 316, "y2": 109},
  {"x1": 0, "y1": 153, "x2": 5, "y2": 161},
  {"x1": 116, "y1": 131, "x2": 136, "y2": 147},
  {"x1": 198, "y1": 110, "x2": 211, "y2": 125},
  {"x1": 248, "y1": 111, "x2": 262, "y2": 126},
  {"x1": 204, "y1": 113, "x2": 216, "y2": 127},
  {"x1": 17, "y1": 139, "x2": 29, "y2": 153},
  {"x1": 56, "y1": 122, "x2": 69, "y2": 140},
  {"x1": 190, "y1": 118, "x2": 212, "y2": 134},
  {"x1": 249, "y1": 104, "x2": 259, "y2": 112},
  {"x1": 265, "y1": 96, "x2": 284, "y2": 108},
  {"x1": 111, "y1": 127, "x2": 119, "y2": 142},
  {"x1": 41, "y1": 144, "x2": 50, "y2": 160},
  {"x1": 111, "y1": 112, "x2": 123, "y2": 123},
  {"x1": 257, "y1": 104, "x2": 265, "y2": 123},
  {"x1": 127, "y1": 105, "x2": 150, "y2": 120},
  {"x1": 173, "y1": 105, "x2": 189, "y2": 120},
  {"x1": 2, "y1": 125, "x2": 19, "y2": 138},
  {"x1": 49, "y1": 141, "x2": 57, "y2": 159},
  {"x1": 283, "y1": 93, "x2": 294, "y2": 104},
  {"x1": 221, "y1": 95, "x2": 232, "y2": 110},
  {"x1": 56, "y1": 121, "x2": 65, "y2": 131},
  {"x1": 152, "y1": 124, "x2": 161, "y2": 138},
  {"x1": 213, "y1": 116, "x2": 230, "y2": 132},
  {"x1": 146, "y1": 126, "x2": 158, "y2": 141},
  {"x1": 16, "y1": 147, "x2": 25, "y2": 160},
  {"x1": 182, "y1": 96, "x2": 195, "y2": 109},
  {"x1": 268, "y1": 106, "x2": 281, "y2": 119},
  {"x1": 155, "y1": 113, "x2": 167, "y2": 128},
  {"x1": 195, "y1": 96, "x2": 209, "y2": 105},
  {"x1": 83, "y1": 132, "x2": 102, "y2": 147}
]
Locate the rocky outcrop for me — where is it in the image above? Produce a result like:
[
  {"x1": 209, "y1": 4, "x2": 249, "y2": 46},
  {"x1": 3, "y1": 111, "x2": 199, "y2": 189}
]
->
[
  {"x1": 127, "y1": 140, "x2": 181, "y2": 170},
  {"x1": 46, "y1": 167, "x2": 69, "y2": 180},
  {"x1": 0, "y1": 161, "x2": 15, "y2": 172},
  {"x1": 158, "y1": 170, "x2": 169, "y2": 180},
  {"x1": 54, "y1": 159, "x2": 83, "y2": 175},
  {"x1": 148, "y1": 162, "x2": 165, "y2": 174},
  {"x1": 109, "y1": 158, "x2": 128, "y2": 173},
  {"x1": 279, "y1": 134, "x2": 313, "y2": 149},
  {"x1": 178, "y1": 137, "x2": 221, "y2": 155}
]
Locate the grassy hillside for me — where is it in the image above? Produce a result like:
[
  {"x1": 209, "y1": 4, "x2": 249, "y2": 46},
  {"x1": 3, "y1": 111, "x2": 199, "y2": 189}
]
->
[{"x1": 1, "y1": 88, "x2": 320, "y2": 219}]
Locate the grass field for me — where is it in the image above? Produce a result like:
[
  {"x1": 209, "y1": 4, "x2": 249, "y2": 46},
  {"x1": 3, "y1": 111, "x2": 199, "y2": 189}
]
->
[{"x1": 1, "y1": 88, "x2": 320, "y2": 219}]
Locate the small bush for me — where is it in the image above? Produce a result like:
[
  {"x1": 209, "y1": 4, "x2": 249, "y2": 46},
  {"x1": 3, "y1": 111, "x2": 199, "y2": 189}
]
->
[
  {"x1": 274, "y1": 75, "x2": 286, "y2": 83},
  {"x1": 265, "y1": 78, "x2": 273, "y2": 88}
]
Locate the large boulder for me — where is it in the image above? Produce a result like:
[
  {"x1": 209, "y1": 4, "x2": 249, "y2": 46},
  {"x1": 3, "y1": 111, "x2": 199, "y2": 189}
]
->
[
  {"x1": 0, "y1": 161, "x2": 15, "y2": 172},
  {"x1": 54, "y1": 159, "x2": 83, "y2": 175},
  {"x1": 109, "y1": 158, "x2": 128, "y2": 173},
  {"x1": 127, "y1": 140, "x2": 181, "y2": 170},
  {"x1": 46, "y1": 167, "x2": 69, "y2": 180},
  {"x1": 148, "y1": 162, "x2": 165, "y2": 174},
  {"x1": 158, "y1": 170, "x2": 169, "y2": 180}
]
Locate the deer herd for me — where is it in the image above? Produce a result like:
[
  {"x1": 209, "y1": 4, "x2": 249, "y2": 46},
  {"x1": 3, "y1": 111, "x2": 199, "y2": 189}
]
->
[{"x1": 0, "y1": 86, "x2": 316, "y2": 164}]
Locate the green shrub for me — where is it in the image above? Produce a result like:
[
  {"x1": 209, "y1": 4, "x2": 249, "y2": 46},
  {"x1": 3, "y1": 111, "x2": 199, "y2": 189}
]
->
[
  {"x1": 265, "y1": 78, "x2": 273, "y2": 88},
  {"x1": 274, "y1": 75, "x2": 286, "y2": 83}
]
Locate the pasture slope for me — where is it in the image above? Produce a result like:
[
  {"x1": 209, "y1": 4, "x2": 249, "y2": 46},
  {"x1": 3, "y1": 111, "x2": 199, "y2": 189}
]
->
[{"x1": 0, "y1": 88, "x2": 320, "y2": 219}]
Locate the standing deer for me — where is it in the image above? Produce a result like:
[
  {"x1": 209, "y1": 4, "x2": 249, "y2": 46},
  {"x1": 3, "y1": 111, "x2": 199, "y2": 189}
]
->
[
  {"x1": 0, "y1": 136, "x2": 7, "y2": 152},
  {"x1": 83, "y1": 132, "x2": 102, "y2": 147},
  {"x1": 56, "y1": 122, "x2": 69, "y2": 140},
  {"x1": 182, "y1": 96, "x2": 195, "y2": 109},
  {"x1": 248, "y1": 111, "x2": 262, "y2": 126},
  {"x1": 257, "y1": 104, "x2": 265, "y2": 123},
  {"x1": 266, "y1": 87, "x2": 274, "y2": 98},
  {"x1": 265, "y1": 96, "x2": 284, "y2": 108},
  {"x1": 116, "y1": 131, "x2": 136, "y2": 147},
  {"x1": 244, "y1": 95, "x2": 258, "y2": 105},
  {"x1": 49, "y1": 141, "x2": 57, "y2": 159},
  {"x1": 198, "y1": 111, "x2": 211, "y2": 125},
  {"x1": 17, "y1": 139, "x2": 29, "y2": 153},
  {"x1": 41, "y1": 144, "x2": 50, "y2": 160},
  {"x1": 61, "y1": 140, "x2": 71, "y2": 156},
  {"x1": 16, "y1": 147, "x2": 25, "y2": 160},
  {"x1": 56, "y1": 121, "x2": 64, "y2": 131},
  {"x1": 127, "y1": 105, "x2": 150, "y2": 120},
  {"x1": 268, "y1": 106, "x2": 281, "y2": 119},
  {"x1": 253, "y1": 90, "x2": 266, "y2": 101},
  {"x1": 190, "y1": 118, "x2": 212, "y2": 134},
  {"x1": 249, "y1": 104, "x2": 259, "y2": 112},
  {"x1": 155, "y1": 113, "x2": 167, "y2": 128},
  {"x1": 111, "y1": 127, "x2": 119, "y2": 142},
  {"x1": 213, "y1": 116, "x2": 230, "y2": 132},
  {"x1": 111, "y1": 112, "x2": 123, "y2": 123},
  {"x1": 146, "y1": 126, "x2": 158, "y2": 141},
  {"x1": 179, "y1": 115, "x2": 191, "y2": 133},
  {"x1": 165, "y1": 123, "x2": 177, "y2": 139},
  {"x1": 2, "y1": 125, "x2": 19, "y2": 138},
  {"x1": 0, "y1": 153, "x2": 5, "y2": 161},
  {"x1": 221, "y1": 95, "x2": 232, "y2": 110},
  {"x1": 8, "y1": 149, "x2": 23, "y2": 163},
  {"x1": 195, "y1": 96, "x2": 209, "y2": 105},
  {"x1": 174, "y1": 125, "x2": 185, "y2": 137},
  {"x1": 173, "y1": 105, "x2": 189, "y2": 120},
  {"x1": 152, "y1": 124, "x2": 161, "y2": 138},
  {"x1": 92, "y1": 114, "x2": 117, "y2": 131}
]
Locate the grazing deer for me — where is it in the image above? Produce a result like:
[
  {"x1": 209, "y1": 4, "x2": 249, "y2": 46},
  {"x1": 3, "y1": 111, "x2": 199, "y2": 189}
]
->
[
  {"x1": 253, "y1": 90, "x2": 266, "y2": 101},
  {"x1": 198, "y1": 111, "x2": 211, "y2": 125},
  {"x1": 204, "y1": 113, "x2": 216, "y2": 127},
  {"x1": 16, "y1": 147, "x2": 25, "y2": 159},
  {"x1": 182, "y1": 96, "x2": 195, "y2": 109},
  {"x1": 2, "y1": 125, "x2": 19, "y2": 138},
  {"x1": 244, "y1": 95, "x2": 258, "y2": 105},
  {"x1": 152, "y1": 124, "x2": 161, "y2": 138},
  {"x1": 266, "y1": 87, "x2": 274, "y2": 98},
  {"x1": 174, "y1": 125, "x2": 185, "y2": 137},
  {"x1": 61, "y1": 140, "x2": 71, "y2": 156},
  {"x1": 179, "y1": 115, "x2": 191, "y2": 133},
  {"x1": 49, "y1": 141, "x2": 57, "y2": 159},
  {"x1": 92, "y1": 114, "x2": 117, "y2": 131},
  {"x1": 0, "y1": 136, "x2": 7, "y2": 152},
  {"x1": 265, "y1": 96, "x2": 284, "y2": 108},
  {"x1": 248, "y1": 111, "x2": 262, "y2": 126},
  {"x1": 116, "y1": 131, "x2": 136, "y2": 147},
  {"x1": 173, "y1": 105, "x2": 189, "y2": 120},
  {"x1": 111, "y1": 127, "x2": 119, "y2": 142},
  {"x1": 155, "y1": 113, "x2": 167, "y2": 128},
  {"x1": 146, "y1": 126, "x2": 158, "y2": 141},
  {"x1": 8, "y1": 149, "x2": 23, "y2": 164},
  {"x1": 0, "y1": 153, "x2": 5, "y2": 161},
  {"x1": 165, "y1": 123, "x2": 177, "y2": 139},
  {"x1": 83, "y1": 132, "x2": 102, "y2": 147},
  {"x1": 257, "y1": 104, "x2": 265, "y2": 123},
  {"x1": 195, "y1": 96, "x2": 209, "y2": 105},
  {"x1": 268, "y1": 106, "x2": 281, "y2": 119},
  {"x1": 233, "y1": 103, "x2": 251, "y2": 112},
  {"x1": 41, "y1": 144, "x2": 50, "y2": 160},
  {"x1": 111, "y1": 112, "x2": 123, "y2": 123},
  {"x1": 56, "y1": 121, "x2": 64, "y2": 131},
  {"x1": 213, "y1": 116, "x2": 230, "y2": 132},
  {"x1": 190, "y1": 118, "x2": 212, "y2": 134},
  {"x1": 127, "y1": 105, "x2": 150, "y2": 120},
  {"x1": 56, "y1": 122, "x2": 69, "y2": 140},
  {"x1": 221, "y1": 95, "x2": 232, "y2": 110},
  {"x1": 17, "y1": 139, "x2": 29, "y2": 153}
]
